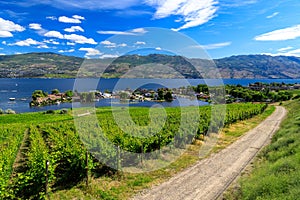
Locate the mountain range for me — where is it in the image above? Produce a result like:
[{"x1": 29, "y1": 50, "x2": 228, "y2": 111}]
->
[{"x1": 1, "y1": 52, "x2": 300, "y2": 79}]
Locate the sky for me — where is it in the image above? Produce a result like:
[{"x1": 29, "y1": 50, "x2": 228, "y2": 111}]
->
[{"x1": 0, "y1": 0, "x2": 300, "y2": 59}]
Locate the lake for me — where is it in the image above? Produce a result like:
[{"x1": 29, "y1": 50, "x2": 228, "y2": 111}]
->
[{"x1": 1, "y1": 78, "x2": 300, "y2": 113}]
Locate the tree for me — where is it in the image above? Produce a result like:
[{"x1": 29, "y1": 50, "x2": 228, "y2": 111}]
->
[
  {"x1": 164, "y1": 91, "x2": 173, "y2": 102},
  {"x1": 65, "y1": 90, "x2": 74, "y2": 97},
  {"x1": 32, "y1": 90, "x2": 47, "y2": 100},
  {"x1": 51, "y1": 89, "x2": 60, "y2": 95},
  {"x1": 157, "y1": 89, "x2": 164, "y2": 100}
]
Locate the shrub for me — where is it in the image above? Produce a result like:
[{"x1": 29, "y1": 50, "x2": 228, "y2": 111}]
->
[
  {"x1": 0, "y1": 108, "x2": 4, "y2": 114},
  {"x1": 5, "y1": 109, "x2": 16, "y2": 114},
  {"x1": 45, "y1": 110, "x2": 55, "y2": 114},
  {"x1": 60, "y1": 109, "x2": 68, "y2": 114}
]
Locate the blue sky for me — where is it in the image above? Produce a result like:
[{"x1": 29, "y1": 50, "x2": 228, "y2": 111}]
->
[{"x1": 0, "y1": 0, "x2": 300, "y2": 58}]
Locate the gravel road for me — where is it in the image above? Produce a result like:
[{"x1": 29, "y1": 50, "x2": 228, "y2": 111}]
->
[{"x1": 132, "y1": 106, "x2": 286, "y2": 200}]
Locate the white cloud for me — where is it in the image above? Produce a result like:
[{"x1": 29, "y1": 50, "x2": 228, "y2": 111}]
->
[
  {"x1": 44, "y1": 31, "x2": 96, "y2": 44},
  {"x1": 0, "y1": 17, "x2": 25, "y2": 37},
  {"x1": 131, "y1": 28, "x2": 147, "y2": 34},
  {"x1": 0, "y1": 53, "x2": 6, "y2": 55},
  {"x1": 119, "y1": 43, "x2": 127, "y2": 47},
  {"x1": 29, "y1": 23, "x2": 42, "y2": 30},
  {"x1": 64, "y1": 34, "x2": 97, "y2": 44},
  {"x1": 2, "y1": 41, "x2": 7, "y2": 45},
  {"x1": 97, "y1": 28, "x2": 147, "y2": 35},
  {"x1": 278, "y1": 46, "x2": 293, "y2": 52},
  {"x1": 262, "y1": 49, "x2": 300, "y2": 57},
  {"x1": 79, "y1": 47, "x2": 102, "y2": 56},
  {"x1": 58, "y1": 16, "x2": 82, "y2": 23},
  {"x1": 135, "y1": 41, "x2": 146, "y2": 45},
  {"x1": 100, "y1": 54, "x2": 119, "y2": 59},
  {"x1": 43, "y1": 39, "x2": 60, "y2": 45},
  {"x1": 10, "y1": 38, "x2": 42, "y2": 46},
  {"x1": 64, "y1": 26, "x2": 84, "y2": 32},
  {"x1": 44, "y1": 31, "x2": 64, "y2": 39},
  {"x1": 67, "y1": 42, "x2": 76, "y2": 46},
  {"x1": 255, "y1": 25, "x2": 300, "y2": 41},
  {"x1": 100, "y1": 40, "x2": 117, "y2": 48},
  {"x1": 145, "y1": 0, "x2": 218, "y2": 31},
  {"x1": 266, "y1": 12, "x2": 279, "y2": 19},
  {"x1": 37, "y1": 44, "x2": 49, "y2": 49},
  {"x1": 202, "y1": 41, "x2": 232, "y2": 49},
  {"x1": 97, "y1": 30, "x2": 135, "y2": 35},
  {"x1": 58, "y1": 49, "x2": 75, "y2": 53},
  {"x1": 46, "y1": 16, "x2": 57, "y2": 20},
  {"x1": 155, "y1": 47, "x2": 162, "y2": 50},
  {"x1": 72, "y1": 15, "x2": 85, "y2": 20},
  {"x1": 0, "y1": 31, "x2": 13, "y2": 37}
]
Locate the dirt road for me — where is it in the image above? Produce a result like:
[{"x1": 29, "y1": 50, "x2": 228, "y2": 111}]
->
[{"x1": 132, "y1": 106, "x2": 286, "y2": 200}]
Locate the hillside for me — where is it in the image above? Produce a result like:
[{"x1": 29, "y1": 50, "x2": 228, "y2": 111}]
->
[{"x1": 1, "y1": 52, "x2": 300, "y2": 78}]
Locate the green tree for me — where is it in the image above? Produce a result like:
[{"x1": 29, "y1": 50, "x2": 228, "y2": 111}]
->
[
  {"x1": 65, "y1": 90, "x2": 74, "y2": 97},
  {"x1": 51, "y1": 89, "x2": 60, "y2": 95}
]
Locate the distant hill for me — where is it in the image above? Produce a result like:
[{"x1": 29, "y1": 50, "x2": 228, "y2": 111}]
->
[{"x1": 1, "y1": 52, "x2": 300, "y2": 79}]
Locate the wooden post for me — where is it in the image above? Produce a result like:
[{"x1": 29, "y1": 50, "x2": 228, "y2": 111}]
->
[
  {"x1": 86, "y1": 150, "x2": 89, "y2": 187},
  {"x1": 45, "y1": 160, "x2": 49, "y2": 199}
]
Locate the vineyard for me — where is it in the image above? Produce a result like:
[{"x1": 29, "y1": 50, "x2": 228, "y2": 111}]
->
[{"x1": 0, "y1": 103, "x2": 268, "y2": 199}]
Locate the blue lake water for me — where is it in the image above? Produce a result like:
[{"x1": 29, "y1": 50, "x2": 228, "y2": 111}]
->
[{"x1": 1, "y1": 78, "x2": 300, "y2": 113}]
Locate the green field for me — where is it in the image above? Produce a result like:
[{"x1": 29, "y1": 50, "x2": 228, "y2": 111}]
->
[
  {"x1": 0, "y1": 103, "x2": 269, "y2": 199},
  {"x1": 225, "y1": 100, "x2": 300, "y2": 200}
]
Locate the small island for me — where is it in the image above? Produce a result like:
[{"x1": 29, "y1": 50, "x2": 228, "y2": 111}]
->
[
  {"x1": 30, "y1": 89, "x2": 73, "y2": 107},
  {"x1": 29, "y1": 87, "x2": 176, "y2": 107}
]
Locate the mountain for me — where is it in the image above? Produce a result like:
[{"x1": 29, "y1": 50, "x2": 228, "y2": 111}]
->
[{"x1": 1, "y1": 52, "x2": 300, "y2": 79}]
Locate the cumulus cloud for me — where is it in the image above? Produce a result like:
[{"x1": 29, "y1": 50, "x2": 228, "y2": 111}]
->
[
  {"x1": 9, "y1": 38, "x2": 42, "y2": 46},
  {"x1": 135, "y1": 41, "x2": 146, "y2": 45},
  {"x1": 64, "y1": 34, "x2": 97, "y2": 44},
  {"x1": 119, "y1": 43, "x2": 127, "y2": 47},
  {"x1": 46, "y1": 16, "x2": 57, "y2": 20},
  {"x1": 67, "y1": 42, "x2": 75, "y2": 46},
  {"x1": 254, "y1": 25, "x2": 300, "y2": 41},
  {"x1": 100, "y1": 40, "x2": 117, "y2": 48},
  {"x1": 97, "y1": 28, "x2": 147, "y2": 35},
  {"x1": 58, "y1": 49, "x2": 75, "y2": 53},
  {"x1": 44, "y1": 30, "x2": 96, "y2": 44},
  {"x1": 72, "y1": 15, "x2": 85, "y2": 20},
  {"x1": 79, "y1": 47, "x2": 102, "y2": 56},
  {"x1": 58, "y1": 16, "x2": 82, "y2": 23},
  {"x1": 29, "y1": 23, "x2": 42, "y2": 30},
  {"x1": 64, "y1": 26, "x2": 84, "y2": 32},
  {"x1": 262, "y1": 49, "x2": 300, "y2": 57},
  {"x1": 0, "y1": 17, "x2": 25, "y2": 37},
  {"x1": 43, "y1": 39, "x2": 60, "y2": 45},
  {"x1": 145, "y1": 0, "x2": 218, "y2": 31},
  {"x1": 0, "y1": 31, "x2": 13, "y2": 37},
  {"x1": 37, "y1": 44, "x2": 49, "y2": 49},
  {"x1": 44, "y1": 31, "x2": 64, "y2": 39}
]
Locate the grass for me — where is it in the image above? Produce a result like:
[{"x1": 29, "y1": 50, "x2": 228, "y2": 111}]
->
[
  {"x1": 48, "y1": 105, "x2": 275, "y2": 200},
  {"x1": 224, "y1": 100, "x2": 300, "y2": 200}
]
